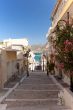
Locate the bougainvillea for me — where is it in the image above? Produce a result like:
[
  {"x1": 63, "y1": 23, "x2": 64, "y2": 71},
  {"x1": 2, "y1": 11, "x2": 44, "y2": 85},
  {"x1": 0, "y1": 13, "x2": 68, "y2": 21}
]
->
[{"x1": 55, "y1": 21, "x2": 73, "y2": 71}]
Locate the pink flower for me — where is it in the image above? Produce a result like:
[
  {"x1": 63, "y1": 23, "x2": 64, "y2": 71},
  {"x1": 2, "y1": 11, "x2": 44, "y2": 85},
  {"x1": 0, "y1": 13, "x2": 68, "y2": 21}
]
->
[
  {"x1": 58, "y1": 63, "x2": 64, "y2": 69},
  {"x1": 64, "y1": 40, "x2": 69, "y2": 45},
  {"x1": 63, "y1": 40, "x2": 73, "y2": 53},
  {"x1": 68, "y1": 42, "x2": 72, "y2": 46},
  {"x1": 64, "y1": 40, "x2": 72, "y2": 46}
]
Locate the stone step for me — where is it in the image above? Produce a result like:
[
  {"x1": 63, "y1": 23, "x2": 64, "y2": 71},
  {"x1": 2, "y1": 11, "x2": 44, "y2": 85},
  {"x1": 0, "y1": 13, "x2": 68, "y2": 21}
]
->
[
  {"x1": 25, "y1": 75, "x2": 51, "y2": 78},
  {"x1": 22, "y1": 79, "x2": 53, "y2": 82},
  {"x1": 0, "y1": 104, "x2": 7, "y2": 110},
  {"x1": 21, "y1": 80, "x2": 55, "y2": 84},
  {"x1": 4, "y1": 98, "x2": 59, "y2": 108},
  {"x1": 3, "y1": 72, "x2": 71, "y2": 110},
  {"x1": 6, "y1": 90, "x2": 59, "y2": 99},
  {"x1": 6, "y1": 105, "x2": 71, "y2": 110},
  {"x1": 17, "y1": 84, "x2": 60, "y2": 90},
  {"x1": 5, "y1": 100, "x2": 71, "y2": 110},
  {"x1": 23, "y1": 77, "x2": 52, "y2": 80},
  {"x1": 14, "y1": 89, "x2": 60, "y2": 92},
  {"x1": 6, "y1": 107, "x2": 71, "y2": 110}
]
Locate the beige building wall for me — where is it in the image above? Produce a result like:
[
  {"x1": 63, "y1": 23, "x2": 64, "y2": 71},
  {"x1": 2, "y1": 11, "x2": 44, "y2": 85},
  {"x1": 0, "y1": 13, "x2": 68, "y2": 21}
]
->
[
  {"x1": 0, "y1": 54, "x2": 3, "y2": 88},
  {"x1": 6, "y1": 51, "x2": 16, "y2": 61},
  {"x1": 51, "y1": 0, "x2": 73, "y2": 28},
  {"x1": 0, "y1": 50, "x2": 17, "y2": 88}
]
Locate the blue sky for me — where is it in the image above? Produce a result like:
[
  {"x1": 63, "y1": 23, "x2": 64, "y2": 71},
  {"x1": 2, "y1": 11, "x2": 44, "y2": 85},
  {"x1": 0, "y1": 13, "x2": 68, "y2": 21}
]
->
[{"x1": 0, "y1": 0, "x2": 56, "y2": 45}]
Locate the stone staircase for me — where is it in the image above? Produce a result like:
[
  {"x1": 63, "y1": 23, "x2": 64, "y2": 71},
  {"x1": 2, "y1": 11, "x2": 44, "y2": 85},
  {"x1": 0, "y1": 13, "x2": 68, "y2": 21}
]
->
[{"x1": 3, "y1": 71, "x2": 71, "y2": 110}]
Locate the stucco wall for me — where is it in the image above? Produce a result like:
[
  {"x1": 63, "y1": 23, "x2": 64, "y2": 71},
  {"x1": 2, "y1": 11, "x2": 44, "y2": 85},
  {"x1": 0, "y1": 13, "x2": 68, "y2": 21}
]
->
[{"x1": 0, "y1": 50, "x2": 17, "y2": 88}]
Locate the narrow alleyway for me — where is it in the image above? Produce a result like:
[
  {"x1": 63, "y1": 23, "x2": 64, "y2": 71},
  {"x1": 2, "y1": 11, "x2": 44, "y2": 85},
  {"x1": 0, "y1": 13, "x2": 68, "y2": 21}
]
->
[{"x1": 3, "y1": 71, "x2": 71, "y2": 110}]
